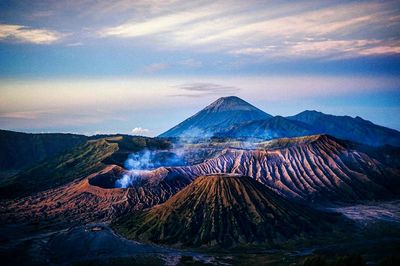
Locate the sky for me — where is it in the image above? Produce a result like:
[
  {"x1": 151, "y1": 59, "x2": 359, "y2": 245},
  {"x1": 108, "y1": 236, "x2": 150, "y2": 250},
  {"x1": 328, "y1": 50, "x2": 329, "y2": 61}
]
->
[{"x1": 0, "y1": 0, "x2": 399, "y2": 136}]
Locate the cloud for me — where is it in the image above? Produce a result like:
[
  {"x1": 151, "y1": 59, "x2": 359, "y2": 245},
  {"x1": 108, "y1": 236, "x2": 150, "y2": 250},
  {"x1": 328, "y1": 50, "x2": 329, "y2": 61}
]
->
[
  {"x1": 230, "y1": 46, "x2": 277, "y2": 56},
  {"x1": 131, "y1": 127, "x2": 151, "y2": 135},
  {"x1": 143, "y1": 63, "x2": 170, "y2": 73},
  {"x1": 0, "y1": 109, "x2": 105, "y2": 132},
  {"x1": 0, "y1": 111, "x2": 41, "y2": 119},
  {"x1": 98, "y1": 4, "x2": 223, "y2": 38},
  {"x1": 66, "y1": 42, "x2": 83, "y2": 47},
  {"x1": 0, "y1": 24, "x2": 63, "y2": 44},
  {"x1": 178, "y1": 59, "x2": 202, "y2": 68},
  {"x1": 230, "y1": 39, "x2": 400, "y2": 59},
  {"x1": 172, "y1": 82, "x2": 240, "y2": 97},
  {"x1": 97, "y1": 1, "x2": 400, "y2": 59}
]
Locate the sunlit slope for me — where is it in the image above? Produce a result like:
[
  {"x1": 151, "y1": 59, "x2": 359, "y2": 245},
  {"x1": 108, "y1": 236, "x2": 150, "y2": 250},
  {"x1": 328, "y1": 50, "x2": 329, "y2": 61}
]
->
[
  {"x1": 114, "y1": 174, "x2": 336, "y2": 247},
  {"x1": 0, "y1": 136, "x2": 172, "y2": 199},
  {"x1": 0, "y1": 139, "x2": 118, "y2": 198},
  {"x1": 158, "y1": 135, "x2": 400, "y2": 202}
]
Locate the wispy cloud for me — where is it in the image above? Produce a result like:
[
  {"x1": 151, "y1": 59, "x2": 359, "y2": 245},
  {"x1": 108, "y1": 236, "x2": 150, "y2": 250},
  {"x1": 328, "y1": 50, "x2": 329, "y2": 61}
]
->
[
  {"x1": 143, "y1": 63, "x2": 170, "y2": 73},
  {"x1": 171, "y1": 82, "x2": 240, "y2": 97},
  {"x1": 98, "y1": 1, "x2": 400, "y2": 59},
  {"x1": 2, "y1": 1, "x2": 399, "y2": 58},
  {"x1": 0, "y1": 109, "x2": 105, "y2": 131},
  {"x1": 231, "y1": 39, "x2": 400, "y2": 59},
  {"x1": 0, "y1": 24, "x2": 63, "y2": 44},
  {"x1": 131, "y1": 127, "x2": 151, "y2": 135},
  {"x1": 178, "y1": 59, "x2": 202, "y2": 68},
  {"x1": 0, "y1": 111, "x2": 42, "y2": 119},
  {"x1": 99, "y1": 8, "x2": 212, "y2": 38}
]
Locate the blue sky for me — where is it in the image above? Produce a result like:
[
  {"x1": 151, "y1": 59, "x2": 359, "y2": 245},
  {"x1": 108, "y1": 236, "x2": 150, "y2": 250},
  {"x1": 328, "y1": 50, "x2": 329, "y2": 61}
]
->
[{"x1": 0, "y1": 0, "x2": 399, "y2": 135}]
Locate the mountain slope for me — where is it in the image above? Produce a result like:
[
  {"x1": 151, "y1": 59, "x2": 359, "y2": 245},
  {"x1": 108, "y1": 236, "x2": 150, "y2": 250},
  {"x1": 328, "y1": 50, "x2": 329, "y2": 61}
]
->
[
  {"x1": 0, "y1": 135, "x2": 172, "y2": 199},
  {"x1": 0, "y1": 139, "x2": 118, "y2": 199},
  {"x1": 0, "y1": 130, "x2": 87, "y2": 173},
  {"x1": 139, "y1": 135, "x2": 400, "y2": 203},
  {"x1": 159, "y1": 97, "x2": 400, "y2": 146},
  {"x1": 1, "y1": 165, "x2": 190, "y2": 225},
  {"x1": 159, "y1": 96, "x2": 271, "y2": 138},
  {"x1": 287, "y1": 110, "x2": 400, "y2": 147},
  {"x1": 113, "y1": 174, "x2": 335, "y2": 247},
  {"x1": 218, "y1": 116, "x2": 314, "y2": 139}
]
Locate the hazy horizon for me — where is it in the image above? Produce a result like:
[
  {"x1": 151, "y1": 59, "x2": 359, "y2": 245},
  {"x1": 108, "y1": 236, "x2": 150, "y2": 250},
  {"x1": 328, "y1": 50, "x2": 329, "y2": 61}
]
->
[{"x1": 1, "y1": 0, "x2": 399, "y2": 135}]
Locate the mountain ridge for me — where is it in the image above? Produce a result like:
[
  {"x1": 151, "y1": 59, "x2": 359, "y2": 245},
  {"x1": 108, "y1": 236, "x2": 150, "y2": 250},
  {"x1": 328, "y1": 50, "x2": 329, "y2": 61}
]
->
[
  {"x1": 159, "y1": 96, "x2": 400, "y2": 146},
  {"x1": 148, "y1": 134, "x2": 400, "y2": 203},
  {"x1": 113, "y1": 174, "x2": 336, "y2": 247},
  {"x1": 287, "y1": 110, "x2": 400, "y2": 146}
]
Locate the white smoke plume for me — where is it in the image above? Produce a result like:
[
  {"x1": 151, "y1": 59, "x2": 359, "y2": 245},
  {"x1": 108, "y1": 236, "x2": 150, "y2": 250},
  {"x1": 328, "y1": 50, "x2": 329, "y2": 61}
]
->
[{"x1": 114, "y1": 149, "x2": 185, "y2": 188}]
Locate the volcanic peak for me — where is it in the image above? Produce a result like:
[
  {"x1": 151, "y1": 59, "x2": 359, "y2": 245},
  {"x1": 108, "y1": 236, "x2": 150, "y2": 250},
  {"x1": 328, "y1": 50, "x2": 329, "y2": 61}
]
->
[
  {"x1": 113, "y1": 174, "x2": 333, "y2": 247},
  {"x1": 202, "y1": 96, "x2": 266, "y2": 113}
]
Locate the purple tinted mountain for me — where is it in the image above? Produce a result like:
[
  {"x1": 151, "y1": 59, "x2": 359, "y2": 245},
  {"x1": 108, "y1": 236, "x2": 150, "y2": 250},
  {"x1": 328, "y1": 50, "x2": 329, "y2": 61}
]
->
[
  {"x1": 159, "y1": 96, "x2": 272, "y2": 138},
  {"x1": 113, "y1": 174, "x2": 335, "y2": 248},
  {"x1": 217, "y1": 116, "x2": 314, "y2": 139},
  {"x1": 159, "y1": 96, "x2": 400, "y2": 146},
  {"x1": 287, "y1": 110, "x2": 400, "y2": 147}
]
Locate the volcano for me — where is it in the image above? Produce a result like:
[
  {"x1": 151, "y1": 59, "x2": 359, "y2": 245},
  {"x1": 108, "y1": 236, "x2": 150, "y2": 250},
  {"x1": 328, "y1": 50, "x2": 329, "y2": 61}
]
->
[
  {"x1": 159, "y1": 96, "x2": 271, "y2": 138},
  {"x1": 158, "y1": 96, "x2": 400, "y2": 146},
  {"x1": 113, "y1": 174, "x2": 335, "y2": 248},
  {"x1": 139, "y1": 135, "x2": 400, "y2": 203}
]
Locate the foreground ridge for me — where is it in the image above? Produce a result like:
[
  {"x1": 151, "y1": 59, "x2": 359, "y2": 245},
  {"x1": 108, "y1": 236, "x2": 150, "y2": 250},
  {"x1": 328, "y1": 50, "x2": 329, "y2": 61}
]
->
[{"x1": 113, "y1": 174, "x2": 335, "y2": 247}]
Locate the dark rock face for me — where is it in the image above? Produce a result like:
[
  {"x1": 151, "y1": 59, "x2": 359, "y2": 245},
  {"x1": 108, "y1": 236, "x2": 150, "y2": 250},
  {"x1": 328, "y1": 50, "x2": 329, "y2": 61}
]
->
[
  {"x1": 159, "y1": 96, "x2": 271, "y2": 138},
  {"x1": 113, "y1": 174, "x2": 335, "y2": 248}
]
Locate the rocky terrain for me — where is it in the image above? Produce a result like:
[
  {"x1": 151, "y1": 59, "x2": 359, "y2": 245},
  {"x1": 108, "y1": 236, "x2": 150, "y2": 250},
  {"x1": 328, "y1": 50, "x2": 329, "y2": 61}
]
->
[
  {"x1": 1, "y1": 96, "x2": 400, "y2": 265},
  {"x1": 0, "y1": 165, "x2": 190, "y2": 225},
  {"x1": 2, "y1": 134, "x2": 398, "y2": 228},
  {"x1": 140, "y1": 135, "x2": 400, "y2": 203},
  {"x1": 113, "y1": 174, "x2": 337, "y2": 248}
]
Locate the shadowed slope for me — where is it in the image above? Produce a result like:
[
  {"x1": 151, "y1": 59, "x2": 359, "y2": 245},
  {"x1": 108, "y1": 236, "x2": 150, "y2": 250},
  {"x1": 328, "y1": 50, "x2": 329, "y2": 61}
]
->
[
  {"x1": 113, "y1": 174, "x2": 335, "y2": 248},
  {"x1": 0, "y1": 129, "x2": 87, "y2": 173},
  {"x1": 218, "y1": 116, "x2": 314, "y2": 139},
  {"x1": 159, "y1": 96, "x2": 271, "y2": 138},
  {"x1": 288, "y1": 110, "x2": 400, "y2": 147},
  {"x1": 0, "y1": 135, "x2": 173, "y2": 199}
]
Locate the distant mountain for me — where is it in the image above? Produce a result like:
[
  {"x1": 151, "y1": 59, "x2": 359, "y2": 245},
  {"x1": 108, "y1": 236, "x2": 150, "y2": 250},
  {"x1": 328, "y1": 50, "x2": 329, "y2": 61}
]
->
[
  {"x1": 113, "y1": 174, "x2": 334, "y2": 247},
  {"x1": 218, "y1": 116, "x2": 314, "y2": 139},
  {"x1": 159, "y1": 96, "x2": 271, "y2": 138},
  {"x1": 0, "y1": 130, "x2": 87, "y2": 173},
  {"x1": 287, "y1": 110, "x2": 400, "y2": 147},
  {"x1": 159, "y1": 97, "x2": 400, "y2": 146}
]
